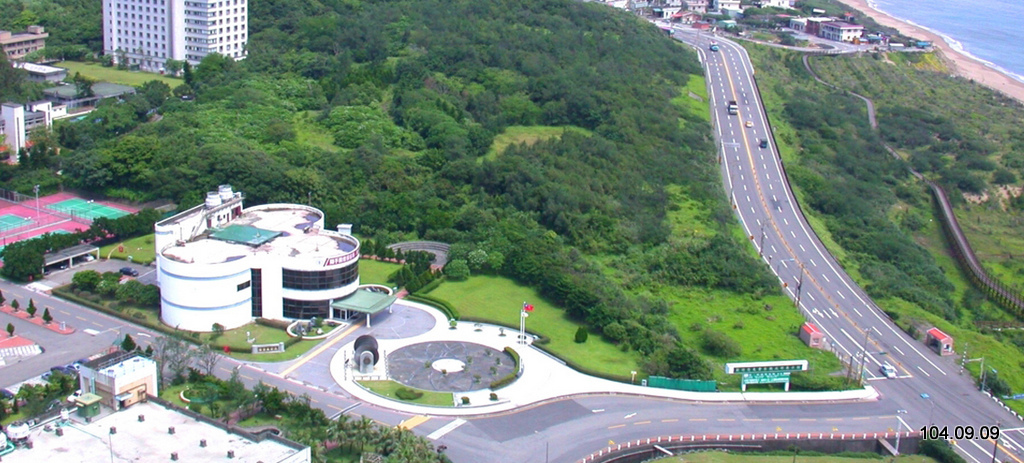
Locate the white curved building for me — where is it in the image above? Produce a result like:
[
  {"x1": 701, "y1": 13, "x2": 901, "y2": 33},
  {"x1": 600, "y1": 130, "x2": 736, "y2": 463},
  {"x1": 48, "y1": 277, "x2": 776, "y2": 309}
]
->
[{"x1": 154, "y1": 186, "x2": 359, "y2": 332}]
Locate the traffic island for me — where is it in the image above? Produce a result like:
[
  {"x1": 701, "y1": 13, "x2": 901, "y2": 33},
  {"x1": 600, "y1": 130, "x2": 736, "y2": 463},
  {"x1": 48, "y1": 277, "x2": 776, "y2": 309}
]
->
[{"x1": 0, "y1": 304, "x2": 75, "y2": 334}]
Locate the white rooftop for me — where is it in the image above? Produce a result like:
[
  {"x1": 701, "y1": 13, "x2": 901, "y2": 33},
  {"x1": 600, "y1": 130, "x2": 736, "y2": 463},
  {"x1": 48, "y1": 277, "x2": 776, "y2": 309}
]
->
[
  {"x1": 14, "y1": 62, "x2": 66, "y2": 74},
  {"x1": 2, "y1": 401, "x2": 308, "y2": 463},
  {"x1": 161, "y1": 206, "x2": 357, "y2": 264}
]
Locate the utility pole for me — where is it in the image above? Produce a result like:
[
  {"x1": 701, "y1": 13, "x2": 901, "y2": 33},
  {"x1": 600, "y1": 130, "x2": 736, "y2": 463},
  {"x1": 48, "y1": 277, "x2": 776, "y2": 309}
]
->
[
  {"x1": 794, "y1": 264, "x2": 805, "y2": 309},
  {"x1": 33, "y1": 184, "x2": 40, "y2": 218},
  {"x1": 894, "y1": 410, "x2": 908, "y2": 455},
  {"x1": 992, "y1": 421, "x2": 1001, "y2": 463},
  {"x1": 758, "y1": 223, "x2": 766, "y2": 257}
]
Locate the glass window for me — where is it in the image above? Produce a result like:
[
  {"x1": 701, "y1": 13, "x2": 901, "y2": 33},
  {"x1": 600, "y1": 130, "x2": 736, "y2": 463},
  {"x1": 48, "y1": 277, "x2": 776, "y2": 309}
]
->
[
  {"x1": 281, "y1": 263, "x2": 358, "y2": 291},
  {"x1": 282, "y1": 298, "x2": 330, "y2": 320}
]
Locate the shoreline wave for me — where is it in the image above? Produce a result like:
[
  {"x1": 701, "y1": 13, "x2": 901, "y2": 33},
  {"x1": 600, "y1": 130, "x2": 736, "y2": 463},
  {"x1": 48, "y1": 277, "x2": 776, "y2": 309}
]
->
[{"x1": 864, "y1": 0, "x2": 1024, "y2": 85}]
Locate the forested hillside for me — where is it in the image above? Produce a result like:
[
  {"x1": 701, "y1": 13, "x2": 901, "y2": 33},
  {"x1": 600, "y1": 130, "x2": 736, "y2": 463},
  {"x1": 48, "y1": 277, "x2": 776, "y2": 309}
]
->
[
  {"x1": 747, "y1": 45, "x2": 1024, "y2": 403},
  {"x1": 0, "y1": 0, "x2": 800, "y2": 380}
]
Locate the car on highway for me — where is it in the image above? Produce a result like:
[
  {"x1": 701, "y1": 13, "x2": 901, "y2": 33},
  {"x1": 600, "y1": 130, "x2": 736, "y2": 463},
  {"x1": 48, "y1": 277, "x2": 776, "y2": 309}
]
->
[
  {"x1": 745, "y1": 120, "x2": 753, "y2": 128},
  {"x1": 759, "y1": 139, "x2": 769, "y2": 149},
  {"x1": 120, "y1": 267, "x2": 140, "y2": 277},
  {"x1": 709, "y1": 43, "x2": 720, "y2": 51},
  {"x1": 880, "y1": 363, "x2": 897, "y2": 379}
]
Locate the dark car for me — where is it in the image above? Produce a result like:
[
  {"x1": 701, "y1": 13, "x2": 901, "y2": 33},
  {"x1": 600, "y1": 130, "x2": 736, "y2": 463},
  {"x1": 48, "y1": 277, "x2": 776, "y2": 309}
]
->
[
  {"x1": 50, "y1": 365, "x2": 76, "y2": 377},
  {"x1": 0, "y1": 388, "x2": 14, "y2": 400},
  {"x1": 120, "y1": 267, "x2": 140, "y2": 277},
  {"x1": 759, "y1": 139, "x2": 769, "y2": 149}
]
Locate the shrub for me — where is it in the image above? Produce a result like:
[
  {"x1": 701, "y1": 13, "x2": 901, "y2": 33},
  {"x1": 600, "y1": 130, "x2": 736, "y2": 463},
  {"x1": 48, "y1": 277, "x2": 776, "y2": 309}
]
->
[
  {"x1": 489, "y1": 392, "x2": 498, "y2": 401},
  {"x1": 415, "y1": 277, "x2": 444, "y2": 295},
  {"x1": 602, "y1": 321, "x2": 627, "y2": 343},
  {"x1": 395, "y1": 387, "x2": 424, "y2": 401},
  {"x1": 919, "y1": 439, "x2": 967, "y2": 463},
  {"x1": 574, "y1": 326, "x2": 588, "y2": 343},
  {"x1": 444, "y1": 259, "x2": 470, "y2": 281},
  {"x1": 702, "y1": 329, "x2": 742, "y2": 358}
]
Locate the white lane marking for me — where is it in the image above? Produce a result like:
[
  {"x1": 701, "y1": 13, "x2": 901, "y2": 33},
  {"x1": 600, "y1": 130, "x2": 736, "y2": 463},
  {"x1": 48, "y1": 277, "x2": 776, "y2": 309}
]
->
[
  {"x1": 790, "y1": 230, "x2": 796, "y2": 238},
  {"x1": 807, "y1": 293, "x2": 815, "y2": 301},
  {"x1": 799, "y1": 244, "x2": 805, "y2": 252},
  {"x1": 968, "y1": 436, "x2": 993, "y2": 460},
  {"x1": 840, "y1": 328, "x2": 883, "y2": 367},
  {"x1": 893, "y1": 345, "x2": 905, "y2": 356},
  {"x1": 427, "y1": 419, "x2": 467, "y2": 440},
  {"x1": 751, "y1": 207, "x2": 756, "y2": 213},
  {"x1": 84, "y1": 329, "x2": 100, "y2": 336},
  {"x1": 810, "y1": 258, "x2": 817, "y2": 266},
  {"x1": 766, "y1": 173, "x2": 770, "y2": 180},
  {"x1": 822, "y1": 274, "x2": 831, "y2": 282},
  {"x1": 769, "y1": 183, "x2": 774, "y2": 190},
  {"x1": 771, "y1": 245, "x2": 777, "y2": 253},
  {"x1": 837, "y1": 291, "x2": 846, "y2": 300},
  {"x1": 772, "y1": 195, "x2": 778, "y2": 202},
  {"x1": 784, "y1": 218, "x2": 789, "y2": 225},
  {"x1": 957, "y1": 442, "x2": 982, "y2": 463},
  {"x1": 743, "y1": 184, "x2": 747, "y2": 191},
  {"x1": 853, "y1": 308, "x2": 863, "y2": 317},
  {"x1": 746, "y1": 195, "x2": 751, "y2": 203}
]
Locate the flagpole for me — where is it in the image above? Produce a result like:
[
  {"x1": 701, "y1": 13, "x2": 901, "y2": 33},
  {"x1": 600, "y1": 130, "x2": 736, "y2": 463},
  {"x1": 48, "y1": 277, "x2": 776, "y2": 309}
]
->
[{"x1": 520, "y1": 301, "x2": 525, "y2": 345}]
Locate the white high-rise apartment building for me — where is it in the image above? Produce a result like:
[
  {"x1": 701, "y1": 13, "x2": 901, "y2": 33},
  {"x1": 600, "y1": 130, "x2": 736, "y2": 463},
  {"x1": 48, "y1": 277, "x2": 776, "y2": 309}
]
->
[{"x1": 103, "y1": 0, "x2": 248, "y2": 73}]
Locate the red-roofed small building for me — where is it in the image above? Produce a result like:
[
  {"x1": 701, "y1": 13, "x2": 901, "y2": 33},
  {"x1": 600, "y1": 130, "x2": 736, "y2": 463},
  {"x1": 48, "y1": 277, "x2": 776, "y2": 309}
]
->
[
  {"x1": 926, "y1": 328, "x2": 954, "y2": 356},
  {"x1": 799, "y1": 322, "x2": 825, "y2": 348}
]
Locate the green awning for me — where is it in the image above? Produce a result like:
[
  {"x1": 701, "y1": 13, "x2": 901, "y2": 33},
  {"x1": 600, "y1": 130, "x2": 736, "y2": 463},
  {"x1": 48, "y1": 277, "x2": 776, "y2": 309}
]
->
[{"x1": 331, "y1": 290, "x2": 396, "y2": 315}]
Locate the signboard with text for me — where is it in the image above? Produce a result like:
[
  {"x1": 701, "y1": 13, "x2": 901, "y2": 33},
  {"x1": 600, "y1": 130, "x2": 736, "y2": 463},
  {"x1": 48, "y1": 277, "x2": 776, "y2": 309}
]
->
[{"x1": 741, "y1": 372, "x2": 791, "y2": 391}]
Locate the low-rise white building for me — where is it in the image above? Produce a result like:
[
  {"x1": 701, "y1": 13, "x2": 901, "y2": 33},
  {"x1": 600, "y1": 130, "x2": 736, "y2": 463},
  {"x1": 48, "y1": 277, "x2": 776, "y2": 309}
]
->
[
  {"x1": 1, "y1": 100, "x2": 63, "y2": 160},
  {"x1": 712, "y1": 0, "x2": 740, "y2": 11},
  {"x1": 820, "y1": 21, "x2": 864, "y2": 42},
  {"x1": 13, "y1": 62, "x2": 67, "y2": 82},
  {"x1": 155, "y1": 186, "x2": 361, "y2": 331},
  {"x1": 77, "y1": 351, "x2": 158, "y2": 411}
]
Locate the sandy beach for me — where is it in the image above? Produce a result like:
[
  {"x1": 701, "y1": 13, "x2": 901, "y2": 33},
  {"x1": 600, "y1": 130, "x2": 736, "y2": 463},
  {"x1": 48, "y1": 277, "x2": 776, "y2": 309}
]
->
[{"x1": 833, "y1": 0, "x2": 1024, "y2": 103}]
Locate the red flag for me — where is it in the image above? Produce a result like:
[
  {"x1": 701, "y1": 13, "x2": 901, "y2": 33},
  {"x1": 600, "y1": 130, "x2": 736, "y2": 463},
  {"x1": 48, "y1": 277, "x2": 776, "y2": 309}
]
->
[{"x1": 523, "y1": 302, "x2": 534, "y2": 312}]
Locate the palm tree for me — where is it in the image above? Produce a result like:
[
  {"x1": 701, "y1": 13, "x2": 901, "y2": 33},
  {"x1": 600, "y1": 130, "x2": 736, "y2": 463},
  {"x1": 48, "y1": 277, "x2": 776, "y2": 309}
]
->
[
  {"x1": 353, "y1": 416, "x2": 375, "y2": 453},
  {"x1": 327, "y1": 414, "x2": 352, "y2": 452}
]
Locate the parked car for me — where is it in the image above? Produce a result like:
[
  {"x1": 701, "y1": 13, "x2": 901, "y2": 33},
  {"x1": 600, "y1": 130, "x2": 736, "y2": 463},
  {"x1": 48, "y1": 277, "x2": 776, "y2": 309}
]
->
[
  {"x1": 0, "y1": 388, "x2": 14, "y2": 400},
  {"x1": 120, "y1": 267, "x2": 140, "y2": 277},
  {"x1": 67, "y1": 389, "x2": 83, "y2": 403}
]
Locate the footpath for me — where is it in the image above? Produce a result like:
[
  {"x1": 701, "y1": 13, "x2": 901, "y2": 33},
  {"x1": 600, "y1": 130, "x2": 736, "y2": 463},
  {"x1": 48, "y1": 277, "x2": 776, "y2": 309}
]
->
[{"x1": 329, "y1": 301, "x2": 878, "y2": 417}]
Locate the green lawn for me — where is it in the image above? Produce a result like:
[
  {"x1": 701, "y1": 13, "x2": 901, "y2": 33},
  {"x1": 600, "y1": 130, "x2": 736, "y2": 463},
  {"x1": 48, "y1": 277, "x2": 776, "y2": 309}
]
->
[
  {"x1": 202, "y1": 322, "x2": 325, "y2": 363},
  {"x1": 358, "y1": 259, "x2": 401, "y2": 286},
  {"x1": 55, "y1": 60, "x2": 181, "y2": 88},
  {"x1": 671, "y1": 75, "x2": 711, "y2": 123},
  {"x1": 357, "y1": 380, "x2": 453, "y2": 406},
  {"x1": 654, "y1": 285, "x2": 843, "y2": 389},
  {"x1": 658, "y1": 452, "x2": 936, "y2": 463},
  {"x1": 481, "y1": 125, "x2": 592, "y2": 162},
  {"x1": 430, "y1": 275, "x2": 639, "y2": 376},
  {"x1": 100, "y1": 233, "x2": 157, "y2": 264}
]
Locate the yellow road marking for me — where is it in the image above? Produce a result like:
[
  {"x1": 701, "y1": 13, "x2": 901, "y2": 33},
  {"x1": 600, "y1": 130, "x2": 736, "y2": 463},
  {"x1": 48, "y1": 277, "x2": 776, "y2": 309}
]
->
[
  {"x1": 397, "y1": 415, "x2": 430, "y2": 430},
  {"x1": 743, "y1": 419, "x2": 762, "y2": 422},
  {"x1": 771, "y1": 418, "x2": 789, "y2": 422},
  {"x1": 718, "y1": 418, "x2": 736, "y2": 422},
  {"x1": 75, "y1": 316, "x2": 87, "y2": 321},
  {"x1": 852, "y1": 417, "x2": 871, "y2": 421},
  {"x1": 634, "y1": 421, "x2": 651, "y2": 425},
  {"x1": 798, "y1": 418, "x2": 816, "y2": 422},
  {"x1": 240, "y1": 374, "x2": 253, "y2": 380},
  {"x1": 662, "y1": 419, "x2": 679, "y2": 423},
  {"x1": 991, "y1": 441, "x2": 1024, "y2": 463},
  {"x1": 690, "y1": 418, "x2": 707, "y2": 422},
  {"x1": 826, "y1": 418, "x2": 843, "y2": 422},
  {"x1": 279, "y1": 321, "x2": 363, "y2": 377},
  {"x1": 608, "y1": 424, "x2": 626, "y2": 430}
]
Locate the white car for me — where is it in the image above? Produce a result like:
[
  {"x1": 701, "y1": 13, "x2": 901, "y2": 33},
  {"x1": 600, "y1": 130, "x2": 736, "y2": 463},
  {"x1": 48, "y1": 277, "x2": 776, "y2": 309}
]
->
[
  {"x1": 67, "y1": 389, "x2": 82, "y2": 403},
  {"x1": 879, "y1": 364, "x2": 897, "y2": 379}
]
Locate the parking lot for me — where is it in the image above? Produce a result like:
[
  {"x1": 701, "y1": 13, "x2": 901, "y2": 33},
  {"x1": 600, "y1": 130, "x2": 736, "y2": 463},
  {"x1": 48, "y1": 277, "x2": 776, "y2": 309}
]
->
[{"x1": 38, "y1": 258, "x2": 156, "y2": 289}]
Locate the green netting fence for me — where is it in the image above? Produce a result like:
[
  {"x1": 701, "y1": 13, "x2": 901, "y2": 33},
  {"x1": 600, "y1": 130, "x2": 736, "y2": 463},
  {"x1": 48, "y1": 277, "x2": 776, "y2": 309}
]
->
[{"x1": 647, "y1": 376, "x2": 717, "y2": 392}]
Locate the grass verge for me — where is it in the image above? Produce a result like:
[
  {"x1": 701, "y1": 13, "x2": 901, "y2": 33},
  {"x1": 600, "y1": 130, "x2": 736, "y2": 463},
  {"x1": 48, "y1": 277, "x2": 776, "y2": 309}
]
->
[
  {"x1": 358, "y1": 259, "x2": 401, "y2": 286},
  {"x1": 357, "y1": 380, "x2": 453, "y2": 406},
  {"x1": 429, "y1": 274, "x2": 639, "y2": 377},
  {"x1": 55, "y1": 60, "x2": 181, "y2": 88},
  {"x1": 100, "y1": 233, "x2": 156, "y2": 264}
]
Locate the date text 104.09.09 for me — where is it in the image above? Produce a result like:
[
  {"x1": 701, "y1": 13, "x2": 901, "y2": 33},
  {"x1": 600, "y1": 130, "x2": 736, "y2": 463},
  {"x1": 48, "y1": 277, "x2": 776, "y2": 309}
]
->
[{"x1": 920, "y1": 426, "x2": 999, "y2": 440}]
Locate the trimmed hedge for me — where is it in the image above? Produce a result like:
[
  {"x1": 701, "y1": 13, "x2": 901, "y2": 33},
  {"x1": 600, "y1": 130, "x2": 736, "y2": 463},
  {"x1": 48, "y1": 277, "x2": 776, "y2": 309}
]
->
[
  {"x1": 53, "y1": 286, "x2": 178, "y2": 337},
  {"x1": 395, "y1": 387, "x2": 424, "y2": 400},
  {"x1": 415, "y1": 277, "x2": 445, "y2": 295},
  {"x1": 504, "y1": 346, "x2": 520, "y2": 369},
  {"x1": 405, "y1": 294, "x2": 459, "y2": 320},
  {"x1": 919, "y1": 439, "x2": 967, "y2": 463},
  {"x1": 256, "y1": 317, "x2": 291, "y2": 330}
]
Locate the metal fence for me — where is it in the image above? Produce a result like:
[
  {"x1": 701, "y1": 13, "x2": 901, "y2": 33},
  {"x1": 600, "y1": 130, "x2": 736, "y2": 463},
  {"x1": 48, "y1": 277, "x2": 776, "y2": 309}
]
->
[{"x1": 646, "y1": 376, "x2": 716, "y2": 392}]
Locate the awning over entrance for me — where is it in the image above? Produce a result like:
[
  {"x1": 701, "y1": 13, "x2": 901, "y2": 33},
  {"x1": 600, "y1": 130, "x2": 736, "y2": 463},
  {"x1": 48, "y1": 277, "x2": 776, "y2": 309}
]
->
[{"x1": 330, "y1": 290, "x2": 397, "y2": 328}]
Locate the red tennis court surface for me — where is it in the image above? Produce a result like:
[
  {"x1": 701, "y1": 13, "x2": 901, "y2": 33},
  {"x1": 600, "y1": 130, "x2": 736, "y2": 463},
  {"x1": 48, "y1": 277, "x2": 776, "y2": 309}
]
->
[{"x1": 0, "y1": 192, "x2": 136, "y2": 250}]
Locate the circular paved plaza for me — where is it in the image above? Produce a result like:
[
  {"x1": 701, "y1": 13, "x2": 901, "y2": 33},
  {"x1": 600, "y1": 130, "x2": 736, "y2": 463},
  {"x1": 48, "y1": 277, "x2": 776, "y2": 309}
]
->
[{"x1": 387, "y1": 341, "x2": 516, "y2": 393}]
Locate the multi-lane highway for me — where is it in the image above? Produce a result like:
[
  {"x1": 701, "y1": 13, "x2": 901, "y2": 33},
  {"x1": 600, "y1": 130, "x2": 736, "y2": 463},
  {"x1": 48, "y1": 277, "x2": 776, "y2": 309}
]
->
[{"x1": 673, "y1": 28, "x2": 1024, "y2": 463}]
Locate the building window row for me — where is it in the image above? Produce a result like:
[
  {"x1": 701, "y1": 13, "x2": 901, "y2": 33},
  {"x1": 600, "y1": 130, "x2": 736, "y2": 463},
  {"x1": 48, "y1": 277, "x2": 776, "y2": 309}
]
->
[
  {"x1": 282, "y1": 298, "x2": 329, "y2": 320},
  {"x1": 282, "y1": 264, "x2": 359, "y2": 291}
]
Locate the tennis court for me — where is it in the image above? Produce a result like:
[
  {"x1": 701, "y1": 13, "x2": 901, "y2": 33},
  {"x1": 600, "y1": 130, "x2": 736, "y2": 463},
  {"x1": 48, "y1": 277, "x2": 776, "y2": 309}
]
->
[
  {"x1": 0, "y1": 214, "x2": 32, "y2": 232},
  {"x1": 46, "y1": 198, "x2": 130, "y2": 220}
]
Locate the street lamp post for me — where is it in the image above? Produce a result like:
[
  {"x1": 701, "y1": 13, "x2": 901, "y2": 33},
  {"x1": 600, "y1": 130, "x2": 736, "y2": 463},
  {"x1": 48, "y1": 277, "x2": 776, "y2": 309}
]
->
[
  {"x1": 894, "y1": 410, "x2": 908, "y2": 455},
  {"x1": 794, "y1": 264, "x2": 806, "y2": 309},
  {"x1": 33, "y1": 184, "x2": 40, "y2": 218}
]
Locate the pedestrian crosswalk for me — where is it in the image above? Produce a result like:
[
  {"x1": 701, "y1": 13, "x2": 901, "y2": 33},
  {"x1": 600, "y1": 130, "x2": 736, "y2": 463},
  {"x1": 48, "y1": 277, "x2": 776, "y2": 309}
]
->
[{"x1": 0, "y1": 344, "x2": 42, "y2": 359}]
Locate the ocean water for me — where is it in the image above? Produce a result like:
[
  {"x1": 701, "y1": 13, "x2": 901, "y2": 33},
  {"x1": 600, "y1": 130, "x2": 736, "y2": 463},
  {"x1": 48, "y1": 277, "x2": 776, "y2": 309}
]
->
[{"x1": 868, "y1": 0, "x2": 1024, "y2": 84}]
